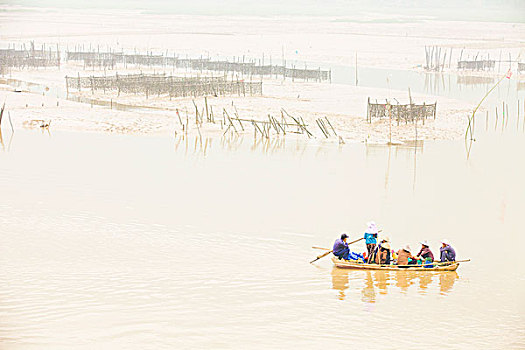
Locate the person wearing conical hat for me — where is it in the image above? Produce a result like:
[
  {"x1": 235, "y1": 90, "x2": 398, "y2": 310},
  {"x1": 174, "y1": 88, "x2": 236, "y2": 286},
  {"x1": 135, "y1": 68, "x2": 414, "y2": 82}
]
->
[
  {"x1": 363, "y1": 221, "x2": 379, "y2": 263},
  {"x1": 416, "y1": 240, "x2": 435, "y2": 263},
  {"x1": 396, "y1": 245, "x2": 417, "y2": 267},
  {"x1": 440, "y1": 239, "x2": 456, "y2": 262},
  {"x1": 374, "y1": 236, "x2": 391, "y2": 264}
]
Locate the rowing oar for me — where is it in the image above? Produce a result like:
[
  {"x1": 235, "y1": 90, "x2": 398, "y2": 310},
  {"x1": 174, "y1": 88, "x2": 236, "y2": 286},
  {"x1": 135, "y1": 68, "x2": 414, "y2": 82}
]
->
[
  {"x1": 436, "y1": 259, "x2": 471, "y2": 265},
  {"x1": 310, "y1": 237, "x2": 364, "y2": 264},
  {"x1": 429, "y1": 259, "x2": 471, "y2": 264}
]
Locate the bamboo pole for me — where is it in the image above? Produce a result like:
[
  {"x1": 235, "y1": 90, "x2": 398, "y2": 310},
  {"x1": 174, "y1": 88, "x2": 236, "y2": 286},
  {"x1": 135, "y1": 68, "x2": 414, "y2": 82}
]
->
[
  {"x1": 324, "y1": 117, "x2": 337, "y2": 136},
  {"x1": 319, "y1": 119, "x2": 330, "y2": 136},
  {"x1": 300, "y1": 116, "x2": 313, "y2": 138},
  {"x1": 387, "y1": 102, "x2": 392, "y2": 145},
  {"x1": 252, "y1": 120, "x2": 263, "y2": 136},
  {"x1": 176, "y1": 108, "x2": 183, "y2": 127},
  {"x1": 316, "y1": 119, "x2": 329, "y2": 138},
  {"x1": 281, "y1": 109, "x2": 312, "y2": 137},
  {"x1": 8, "y1": 112, "x2": 14, "y2": 133},
  {"x1": 232, "y1": 106, "x2": 244, "y2": 131},
  {"x1": 229, "y1": 116, "x2": 298, "y2": 128},
  {"x1": 270, "y1": 115, "x2": 279, "y2": 133},
  {"x1": 518, "y1": 100, "x2": 520, "y2": 130},
  {"x1": 0, "y1": 103, "x2": 5, "y2": 128},
  {"x1": 495, "y1": 107, "x2": 498, "y2": 131},
  {"x1": 506, "y1": 103, "x2": 509, "y2": 129},
  {"x1": 355, "y1": 52, "x2": 358, "y2": 85},
  {"x1": 281, "y1": 111, "x2": 286, "y2": 134},
  {"x1": 502, "y1": 102, "x2": 505, "y2": 132},
  {"x1": 204, "y1": 96, "x2": 209, "y2": 121},
  {"x1": 272, "y1": 116, "x2": 284, "y2": 134}
]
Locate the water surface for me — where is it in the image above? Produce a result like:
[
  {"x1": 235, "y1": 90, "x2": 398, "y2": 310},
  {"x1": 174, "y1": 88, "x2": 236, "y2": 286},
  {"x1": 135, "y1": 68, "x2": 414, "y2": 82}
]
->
[{"x1": 0, "y1": 129, "x2": 524, "y2": 349}]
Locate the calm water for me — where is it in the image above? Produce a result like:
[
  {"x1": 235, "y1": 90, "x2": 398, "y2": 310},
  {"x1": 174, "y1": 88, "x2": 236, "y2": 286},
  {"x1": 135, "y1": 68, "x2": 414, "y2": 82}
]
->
[{"x1": 0, "y1": 128, "x2": 524, "y2": 349}]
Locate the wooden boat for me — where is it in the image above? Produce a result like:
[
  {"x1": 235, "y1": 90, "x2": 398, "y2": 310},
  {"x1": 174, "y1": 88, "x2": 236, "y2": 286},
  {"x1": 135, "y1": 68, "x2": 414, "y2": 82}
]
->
[{"x1": 332, "y1": 257, "x2": 460, "y2": 271}]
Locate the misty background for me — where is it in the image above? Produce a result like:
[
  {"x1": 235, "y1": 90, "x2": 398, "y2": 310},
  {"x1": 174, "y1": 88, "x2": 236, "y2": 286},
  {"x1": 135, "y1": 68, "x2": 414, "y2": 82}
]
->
[{"x1": 2, "y1": 0, "x2": 525, "y2": 22}]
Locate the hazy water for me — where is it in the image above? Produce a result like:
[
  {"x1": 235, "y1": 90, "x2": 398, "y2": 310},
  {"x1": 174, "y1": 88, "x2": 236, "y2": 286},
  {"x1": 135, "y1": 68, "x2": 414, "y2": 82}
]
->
[{"x1": 0, "y1": 128, "x2": 524, "y2": 349}]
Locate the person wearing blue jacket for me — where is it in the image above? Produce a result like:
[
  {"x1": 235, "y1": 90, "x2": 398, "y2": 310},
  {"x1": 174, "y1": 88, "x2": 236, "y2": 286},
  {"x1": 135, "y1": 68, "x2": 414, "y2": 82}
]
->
[{"x1": 364, "y1": 221, "x2": 379, "y2": 263}]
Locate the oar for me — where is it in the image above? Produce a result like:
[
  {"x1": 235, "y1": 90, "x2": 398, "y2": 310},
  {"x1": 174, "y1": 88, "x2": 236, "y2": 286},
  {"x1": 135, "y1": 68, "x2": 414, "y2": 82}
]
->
[
  {"x1": 430, "y1": 259, "x2": 471, "y2": 264},
  {"x1": 309, "y1": 250, "x2": 333, "y2": 264},
  {"x1": 310, "y1": 237, "x2": 364, "y2": 264},
  {"x1": 438, "y1": 259, "x2": 471, "y2": 264}
]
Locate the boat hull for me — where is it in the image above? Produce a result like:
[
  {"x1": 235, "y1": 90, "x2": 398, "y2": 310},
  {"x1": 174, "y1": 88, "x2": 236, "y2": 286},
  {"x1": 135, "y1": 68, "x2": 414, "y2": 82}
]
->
[{"x1": 332, "y1": 257, "x2": 459, "y2": 271}]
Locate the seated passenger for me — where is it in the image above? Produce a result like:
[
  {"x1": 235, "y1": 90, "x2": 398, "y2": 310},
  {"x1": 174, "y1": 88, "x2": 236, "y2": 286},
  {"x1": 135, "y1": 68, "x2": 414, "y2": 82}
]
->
[
  {"x1": 374, "y1": 237, "x2": 391, "y2": 265},
  {"x1": 416, "y1": 240, "x2": 435, "y2": 264},
  {"x1": 440, "y1": 239, "x2": 456, "y2": 262},
  {"x1": 396, "y1": 245, "x2": 417, "y2": 266},
  {"x1": 333, "y1": 234, "x2": 350, "y2": 260},
  {"x1": 332, "y1": 234, "x2": 365, "y2": 262}
]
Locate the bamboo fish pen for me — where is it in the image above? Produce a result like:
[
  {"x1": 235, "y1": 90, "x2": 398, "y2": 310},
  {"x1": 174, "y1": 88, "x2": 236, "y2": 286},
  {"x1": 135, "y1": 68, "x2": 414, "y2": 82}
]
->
[
  {"x1": 65, "y1": 49, "x2": 331, "y2": 82},
  {"x1": 65, "y1": 73, "x2": 263, "y2": 98},
  {"x1": 366, "y1": 98, "x2": 437, "y2": 124},
  {"x1": 0, "y1": 42, "x2": 60, "y2": 74}
]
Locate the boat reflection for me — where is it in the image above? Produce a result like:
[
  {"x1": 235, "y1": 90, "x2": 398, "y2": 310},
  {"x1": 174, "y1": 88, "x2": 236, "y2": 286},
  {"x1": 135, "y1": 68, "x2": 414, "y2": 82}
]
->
[{"x1": 331, "y1": 266, "x2": 459, "y2": 302}]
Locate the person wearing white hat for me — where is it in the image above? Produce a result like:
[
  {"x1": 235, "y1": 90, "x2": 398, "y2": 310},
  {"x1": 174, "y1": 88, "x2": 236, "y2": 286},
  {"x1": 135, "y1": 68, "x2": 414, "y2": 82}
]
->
[
  {"x1": 440, "y1": 239, "x2": 456, "y2": 262},
  {"x1": 416, "y1": 240, "x2": 435, "y2": 263},
  {"x1": 363, "y1": 221, "x2": 379, "y2": 263},
  {"x1": 396, "y1": 245, "x2": 417, "y2": 266},
  {"x1": 373, "y1": 236, "x2": 391, "y2": 264}
]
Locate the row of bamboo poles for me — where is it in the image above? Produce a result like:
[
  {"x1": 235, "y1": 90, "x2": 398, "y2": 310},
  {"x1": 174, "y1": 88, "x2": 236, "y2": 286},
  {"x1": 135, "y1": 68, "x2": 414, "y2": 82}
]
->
[
  {"x1": 1, "y1": 42, "x2": 331, "y2": 83},
  {"x1": 424, "y1": 46, "x2": 522, "y2": 73},
  {"x1": 65, "y1": 49, "x2": 331, "y2": 82},
  {"x1": 173, "y1": 98, "x2": 344, "y2": 143},
  {"x1": 480, "y1": 99, "x2": 525, "y2": 133}
]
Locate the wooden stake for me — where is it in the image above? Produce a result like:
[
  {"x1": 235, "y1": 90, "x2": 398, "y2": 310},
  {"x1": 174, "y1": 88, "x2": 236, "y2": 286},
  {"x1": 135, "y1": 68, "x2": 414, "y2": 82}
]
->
[
  {"x1": 518, "y1": 100, "x2": 520, "y2": 130},
  {"x1": 355, "y1": 52, "x2": 358, "y2": 85},
  {"x1": 204, "y1": 96, "x2": 209, "y2": 121},
  {"x1": 176, "y1": 108, "x2": 183, "y2": 126},
  {"x1": 495, "y1": 107, "x2": 498, "y2": 131},
  {"x1": 316, "y1": 119, "x2": 328, "y2": 138},
  {"x1": 506, "y1": 103, "x2": 509, "y2": 129},
  {"x1": 324, "y1": 117, "x2": 337, "y2": 136}
]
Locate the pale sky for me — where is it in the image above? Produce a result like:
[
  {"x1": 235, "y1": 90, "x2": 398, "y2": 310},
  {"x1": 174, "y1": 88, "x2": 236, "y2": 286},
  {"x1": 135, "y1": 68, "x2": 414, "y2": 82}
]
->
[{"x1": 2, "y1": 0, "x2": 525, "y2": 22}]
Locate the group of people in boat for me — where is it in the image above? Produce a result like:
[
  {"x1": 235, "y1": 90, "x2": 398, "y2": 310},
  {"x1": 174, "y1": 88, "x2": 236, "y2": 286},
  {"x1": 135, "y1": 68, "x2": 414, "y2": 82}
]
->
[{"x1": 333, "y1": 221, "x2": 456, "y2": 266}]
